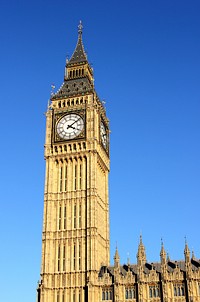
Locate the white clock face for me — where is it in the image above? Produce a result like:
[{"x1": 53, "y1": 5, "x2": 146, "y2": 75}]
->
[
  {"x1": 56, "y1": 113, "x2": 84, "y2": 140},
  {"x1": 100, "y1": 122, "x2": 107, "y2": 148}
]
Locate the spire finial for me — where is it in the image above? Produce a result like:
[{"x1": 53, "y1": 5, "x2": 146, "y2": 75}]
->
[
  {"x1": 192, "y1": 250, "x2": 195, "y2": 259},
  {"x1": 185, "y1": 235, "x2": 187, "y2": 245},
  {"x1": 127, "y1": 252, "x2": 130, "y2": 265},
  {"x1": 139, "y1": 233, "x2": 142, "y2": 244},
  {"x1": 78, "y1": 20, "x2": 83, "y2": 35},
  {"x1": 167, "y1": 253, "x2": 170, "y2": 261}
]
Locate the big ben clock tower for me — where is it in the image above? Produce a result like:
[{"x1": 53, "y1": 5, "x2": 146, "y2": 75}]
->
[{"x1": 38, "y1": 22, "x2": 110, "y2": 302}]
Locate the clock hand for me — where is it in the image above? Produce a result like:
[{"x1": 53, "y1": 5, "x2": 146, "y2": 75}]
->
[
  {"x1": 67, "y1": 116, "x2": 82, "y2": 129},
  {"x1": 67, "y1": 125, "x2": 76, "y2": 129}
]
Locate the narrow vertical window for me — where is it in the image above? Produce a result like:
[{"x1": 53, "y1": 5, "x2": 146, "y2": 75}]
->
[
  {"x1": 74, "y1": 165, "x2": 77, "y2": 190},
  {"x1": 63, "y1": 245, "x2": 66, "y2": 271},
  {"x1": 64, "y1": 206, "x2": 67, "y2": 230},
  {"x1": 78, "y1": 243, "x2": 81, "y2": 270},
  {"x1": 174, "y1": 284, "x2": 185, "y2": 297},
  {"x1": 62, "y1": 292, "x2": 65, "y2": 302},
  {"x1": 58, "y1": 245, "x2": 60, "y2": 271},
  {"x1": 79, "y1": 290, "x2": 81, "y2": 302},
  {"x1": 73, "y1": 244, "x2": 76, "y2": 270},
  {"x1": 57, "y1": 291, "x2": 60, "y2": 302},
  {"x1": 58, "y1": 205, "x2": 62, "y2": 230},
  {"x1": 64, "y1": 166, "x2": 67, "y2": 191},
  {"x1": 79, "y1": 164, "x2": 82, "y2": 189},
  {"x1": 59, "y1": 166, "x2": 63, "y2": 192},
  {"x1": 74, "y1": 204, "x2": 77, "y2": 229},
  {"x1": 78, "y1": 204, "x2": 81, "y2": 228},
  {"x1": 73, "y1": 290, "x2": 75, "y2": 302}
]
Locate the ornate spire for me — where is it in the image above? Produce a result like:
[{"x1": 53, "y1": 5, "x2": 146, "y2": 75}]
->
[
  {"x1": 160, "y1": 239, "x2": 166, "y2": 263},
  {"x1": 114, "y1": 246, "x2": 120, "y2": 269},
  {"x1": 192, "y1": 250, "x2": 195, "y2": 259},
  {"x1": 53, "y1": 22, "x2": 94, "y2": 99},
  {"x1": 67, "y1": 21, "x2": 88, "y2": 66},
  {"x1": 137, "y1": 235, "x2": 146, "y2": 266},
  {"x1": 184, "y1": 238, "x2": 190, "y2": 262}
]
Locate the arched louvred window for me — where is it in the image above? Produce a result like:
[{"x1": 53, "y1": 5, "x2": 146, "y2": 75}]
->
[
  {"x1": 102, "y1": 288, "x2": 113, "y2": 300},
  {"x1": 174, "y1": 284, "x2": 185, "y2": 297},
  {"x1": 149, "y1": 285, "x2": 160, "y2": 298}
]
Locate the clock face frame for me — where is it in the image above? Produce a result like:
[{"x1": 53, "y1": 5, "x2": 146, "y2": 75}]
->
[
  {"x1": 100, "y1": 122, "x2": 107, "y2": 148},
  {"x1": 56, "y1": 113, "x2": 84, "y2": 140}
]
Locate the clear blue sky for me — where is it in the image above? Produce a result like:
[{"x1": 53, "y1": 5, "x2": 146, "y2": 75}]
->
[{"x1": 0, "y1": 1, "x2": 200, "y2": 301}]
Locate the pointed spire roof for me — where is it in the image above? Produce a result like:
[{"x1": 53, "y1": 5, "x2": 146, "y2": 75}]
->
[
  {"x1": 52, "y1": 22, "x2": 94, "y2": 100},
  {"x1": 160, "y1": 239, "x2": 167, "y2": 267},
  {"x1": 114, "y1": 246, "x2": 120, "y2": 268},
  {"x1": 160, "y1": 239, "x2": 166, "y2": 257},
  {"x1": 184, "y1": 238, "x2": 190, "y2": 262},
  {"x1": 114, "y1": 246, "x2": 120, "y2": 260},
  {"x1": 67, "y1": 21, "x2": 88, "y2": 66},
  {"x1": 137, "y1": 235, "x2": 146, "y2": 265}
]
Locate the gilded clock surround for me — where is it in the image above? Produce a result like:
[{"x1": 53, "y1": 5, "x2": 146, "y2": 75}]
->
[{"x1": 54, "y1": 111, "x2": 86, "y2": 142}]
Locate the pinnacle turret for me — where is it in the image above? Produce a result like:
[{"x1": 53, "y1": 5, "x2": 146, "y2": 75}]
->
[
  {"x1": 114, "y1": 247, "x2": 120, "y2": 269},
  {"x1": 184, "y1": 239, "x2": 190, "y2": 263},
  {"x1": 137, "y1": 235, "x2": 146, "y2": 266},
  {"x1": 160, "y1": 239, "x2": 166, "y2": 262}
]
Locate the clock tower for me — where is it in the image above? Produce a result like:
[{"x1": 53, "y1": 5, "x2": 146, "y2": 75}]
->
[{"x1": 38, "y1": 22, "x2": 110, "y2": 302}]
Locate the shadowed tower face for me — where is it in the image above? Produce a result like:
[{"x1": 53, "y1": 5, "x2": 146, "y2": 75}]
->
[{"x1": 38, "y1": 22, "x2": 110, "y2": 302}]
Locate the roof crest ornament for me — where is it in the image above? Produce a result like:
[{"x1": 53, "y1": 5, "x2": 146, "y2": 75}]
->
[{"x1": 78, "y1": 20, "x2": 83, "y2": 35}]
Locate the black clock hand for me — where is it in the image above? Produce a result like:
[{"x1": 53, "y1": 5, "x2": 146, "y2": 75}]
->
[
  {"x1": 67, "y1": 125, "x2": 76, "y2": 129},
  {"x1": 67, "y1": 117, "x2": 81, "y2": 129}
]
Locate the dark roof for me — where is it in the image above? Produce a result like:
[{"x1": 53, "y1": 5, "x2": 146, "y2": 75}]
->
[
  {"x1": 52, "y1": 77, "x2": 94, "y2": 99},
  {"x1": 67, "y1": 31, "x2": 87, "y2": 66},
  {"x1": 99, "y1": 258, "x2": 200, "y2": 278}
]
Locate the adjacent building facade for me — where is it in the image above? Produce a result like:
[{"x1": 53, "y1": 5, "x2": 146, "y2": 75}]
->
[{"x1": 37, "y1": 23, "x2": 200, "y2": 302}]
